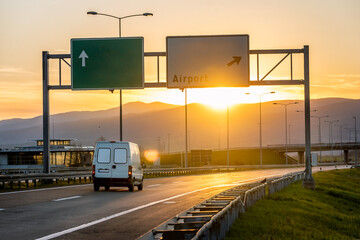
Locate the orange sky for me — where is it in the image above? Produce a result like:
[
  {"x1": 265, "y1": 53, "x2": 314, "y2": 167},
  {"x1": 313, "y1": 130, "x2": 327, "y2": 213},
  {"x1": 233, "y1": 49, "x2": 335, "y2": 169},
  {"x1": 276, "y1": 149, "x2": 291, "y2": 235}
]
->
[{"x1": 0, "y1": 0, "x2": 359, "y2": 120}]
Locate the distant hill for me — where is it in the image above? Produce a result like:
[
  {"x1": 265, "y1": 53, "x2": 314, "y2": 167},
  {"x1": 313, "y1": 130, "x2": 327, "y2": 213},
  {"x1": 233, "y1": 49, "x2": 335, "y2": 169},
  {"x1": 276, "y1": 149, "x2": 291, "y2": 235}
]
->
[{"x1": 0, "y1": 98, "x2": 359, "y2": 152}]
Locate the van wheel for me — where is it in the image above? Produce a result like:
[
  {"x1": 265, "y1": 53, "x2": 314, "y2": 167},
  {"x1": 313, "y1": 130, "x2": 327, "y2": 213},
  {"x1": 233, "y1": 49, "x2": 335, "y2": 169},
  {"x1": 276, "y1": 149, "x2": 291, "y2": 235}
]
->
[
  {"x1": 138, "y1": 180, "x2": 143, "y2": 191},
  {"x1": 128, "y1": 180, "x2": 135, "y2": 192},
  {"x1": 105, "y1": 185, "x2": 110, "y2": 191},
  {"x1": 94, "y1": 184, "x2": 100, "y2": 192}
]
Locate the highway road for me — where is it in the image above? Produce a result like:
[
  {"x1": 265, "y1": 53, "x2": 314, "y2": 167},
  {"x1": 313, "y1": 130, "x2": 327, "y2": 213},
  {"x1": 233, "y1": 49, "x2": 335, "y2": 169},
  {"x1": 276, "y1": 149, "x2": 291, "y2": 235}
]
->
[{"x1": 0, "y1": 166, "x2": 346, "y2": 240}]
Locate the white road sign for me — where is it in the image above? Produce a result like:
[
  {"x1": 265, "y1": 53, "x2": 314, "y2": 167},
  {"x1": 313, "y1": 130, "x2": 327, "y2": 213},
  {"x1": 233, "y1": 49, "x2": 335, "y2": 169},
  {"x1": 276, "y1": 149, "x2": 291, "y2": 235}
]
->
[{"x1": 166, "y1": 35, "x2": 249, "y2": 88}]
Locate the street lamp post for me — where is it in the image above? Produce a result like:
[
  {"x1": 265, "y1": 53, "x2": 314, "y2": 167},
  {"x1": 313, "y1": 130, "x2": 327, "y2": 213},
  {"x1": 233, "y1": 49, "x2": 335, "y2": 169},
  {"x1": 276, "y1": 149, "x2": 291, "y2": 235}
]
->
[
  {"x1": 334, "y1": 124, "x2": 347, "y2": 144},
  {"x1": 227, "y1": 104, "x2": 230, "y2": 167},
  {"x1": 310, "y1": 115, "x2": 329, "y2": 163},
  {"x1": 345, "y1": 127, "x2": 354, "y2": 142},
  {"x1": 246, "y1": 91, "x2": 275, "y2": 166},
  {"x1": 273, "y1": 101, "x2": 299, "y2": 165},
  {"x1": 353, "y1": 116, "x2": 358, "y2": 166},
  {"x1": 325, "y1": 119, "x2": 339, "y2": 162},
  {"x1": 335, "y1": 123, "x2": 347, "y2": 162},
  {"x1": 87, "y1": 11, "x2": 153, "y2": 141},
  {"x1": 185, "y1": 89, "x2": 188, "y2": 168}
]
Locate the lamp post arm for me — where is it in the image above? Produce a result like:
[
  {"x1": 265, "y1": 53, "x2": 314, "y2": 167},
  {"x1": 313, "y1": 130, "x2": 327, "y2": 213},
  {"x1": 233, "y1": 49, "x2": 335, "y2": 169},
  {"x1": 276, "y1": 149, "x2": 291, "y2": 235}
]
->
[
  {"x1": 95, "y1": 13, "x2": 121, "y2": 20},
  {"x1": 120, "y1": 14, "x2": 145, "y2": 20}
]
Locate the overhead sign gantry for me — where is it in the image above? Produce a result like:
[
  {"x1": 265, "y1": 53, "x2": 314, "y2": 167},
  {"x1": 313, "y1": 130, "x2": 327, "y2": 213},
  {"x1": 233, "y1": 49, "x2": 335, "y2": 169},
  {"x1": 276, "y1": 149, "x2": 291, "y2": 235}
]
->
[{"x1": 42, "y1": 34, "x2": 314, "y2": 189}]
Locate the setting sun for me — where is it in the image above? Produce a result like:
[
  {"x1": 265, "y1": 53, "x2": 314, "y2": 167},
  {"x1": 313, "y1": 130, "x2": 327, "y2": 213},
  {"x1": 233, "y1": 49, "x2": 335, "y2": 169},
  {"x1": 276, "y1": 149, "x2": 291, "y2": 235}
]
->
[{"x1": 143, "y1": 150, "x2": 159, "y2": 162}]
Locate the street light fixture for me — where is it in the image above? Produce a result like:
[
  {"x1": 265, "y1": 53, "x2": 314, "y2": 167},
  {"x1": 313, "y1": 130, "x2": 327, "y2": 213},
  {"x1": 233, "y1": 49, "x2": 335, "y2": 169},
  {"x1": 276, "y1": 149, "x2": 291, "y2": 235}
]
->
[
  {"x1": 273, "y1": 101, "x2": 299, "y2": 165},
  {"x1": 246, "y1": 91, "x2": 275, "y2": 166},
  {"x1": 87, "y1": 11, "x2": 153, "y2": 141}
]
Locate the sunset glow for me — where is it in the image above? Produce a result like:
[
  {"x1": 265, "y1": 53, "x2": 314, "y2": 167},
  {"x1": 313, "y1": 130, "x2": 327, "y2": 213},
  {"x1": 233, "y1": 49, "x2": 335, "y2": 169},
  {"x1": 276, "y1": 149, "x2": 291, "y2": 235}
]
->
[
  {"x1": 0, "y1": 0, "x2": 359, "y2": 120},
  {"x1": 143, "y1": 150, "x2": 159, "y2": 162}
]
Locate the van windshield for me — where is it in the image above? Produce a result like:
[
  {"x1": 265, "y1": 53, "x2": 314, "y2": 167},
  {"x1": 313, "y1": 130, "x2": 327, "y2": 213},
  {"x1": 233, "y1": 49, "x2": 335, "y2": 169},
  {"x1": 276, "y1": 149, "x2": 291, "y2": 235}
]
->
[{"x1": 114, "y1": 148, "x2": 127, "y2": 164}]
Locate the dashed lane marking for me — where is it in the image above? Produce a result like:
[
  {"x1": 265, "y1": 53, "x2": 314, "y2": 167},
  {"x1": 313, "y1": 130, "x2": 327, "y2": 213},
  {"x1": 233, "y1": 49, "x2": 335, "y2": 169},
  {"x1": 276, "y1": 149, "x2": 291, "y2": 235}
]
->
[{"x1": 53, "y1": 196, "x2": 82, "y2": 202}]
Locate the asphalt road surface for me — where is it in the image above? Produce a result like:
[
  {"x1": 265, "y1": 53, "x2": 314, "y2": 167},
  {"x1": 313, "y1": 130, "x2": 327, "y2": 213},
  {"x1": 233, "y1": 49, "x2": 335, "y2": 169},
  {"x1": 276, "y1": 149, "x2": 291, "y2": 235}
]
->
[{"x1": 0, "y1": 166, "x2": 347, "y2": 240}]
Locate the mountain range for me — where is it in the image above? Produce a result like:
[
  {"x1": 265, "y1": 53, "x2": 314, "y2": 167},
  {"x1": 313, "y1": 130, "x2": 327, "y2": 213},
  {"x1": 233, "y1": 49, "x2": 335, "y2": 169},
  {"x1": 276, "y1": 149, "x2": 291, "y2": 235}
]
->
[{"x1": 0, "y1": 98, "x2": 359, "y2": 152}]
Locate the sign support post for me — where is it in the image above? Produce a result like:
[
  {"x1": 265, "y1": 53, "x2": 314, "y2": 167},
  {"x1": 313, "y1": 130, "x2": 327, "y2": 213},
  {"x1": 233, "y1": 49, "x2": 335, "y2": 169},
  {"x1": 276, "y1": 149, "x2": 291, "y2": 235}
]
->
[
  {"x1": 303, "y1": 45, "x2": 315, "y2": 189},
  {"x1": 42, "y1": 51, "x2": 50, "y2": 174}
]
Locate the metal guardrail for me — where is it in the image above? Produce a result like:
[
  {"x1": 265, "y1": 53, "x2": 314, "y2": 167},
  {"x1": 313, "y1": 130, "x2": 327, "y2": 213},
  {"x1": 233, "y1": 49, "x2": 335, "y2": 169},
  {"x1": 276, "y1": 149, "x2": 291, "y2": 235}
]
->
[
  {"x1": 0, "y1": 164, "x2": 302, "y2": 175},
  {"x1": 268, "y1": 171, "x2": 304, "y2": 195},
  {"x1": 0, "y1": 165, "x2": 306, "y2": 191},
  {"x1": 138, "y1": 171, "x2": 305, "y2": 240},
  {"x1": 0, "y1": 172, "x2": 92, "y2": 190}
]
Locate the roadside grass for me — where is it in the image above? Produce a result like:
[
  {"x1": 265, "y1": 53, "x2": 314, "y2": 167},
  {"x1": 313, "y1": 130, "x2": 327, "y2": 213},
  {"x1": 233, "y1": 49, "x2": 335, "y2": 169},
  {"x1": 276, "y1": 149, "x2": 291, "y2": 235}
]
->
[{"x1": 226, "y1": 168, "x2": 360, "y2": 240}]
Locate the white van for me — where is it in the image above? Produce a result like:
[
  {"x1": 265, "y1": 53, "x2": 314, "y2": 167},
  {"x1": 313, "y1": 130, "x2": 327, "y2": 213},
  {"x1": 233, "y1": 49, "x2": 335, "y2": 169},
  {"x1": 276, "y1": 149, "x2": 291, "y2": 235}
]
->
[{"x1": 92, "y1": 141, "x2": 143, "y2": 192}]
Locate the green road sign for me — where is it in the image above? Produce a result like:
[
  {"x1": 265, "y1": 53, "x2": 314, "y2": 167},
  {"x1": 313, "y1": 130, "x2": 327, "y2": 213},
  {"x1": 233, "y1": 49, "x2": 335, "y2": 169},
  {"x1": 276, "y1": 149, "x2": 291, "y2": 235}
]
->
[{"x1": 71, "y1": 37, "x2": 144, "y2": 90}]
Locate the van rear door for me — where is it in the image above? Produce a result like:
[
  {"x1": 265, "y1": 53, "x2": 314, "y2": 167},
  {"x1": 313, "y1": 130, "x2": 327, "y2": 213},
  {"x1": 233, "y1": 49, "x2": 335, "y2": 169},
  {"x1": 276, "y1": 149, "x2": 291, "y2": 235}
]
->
[
  {"x1": 95, "y1": 148, "x2": 112, "y2": 178},
  {"x1": 112, "y1": 148, "x2": 129, "y2": 179}
]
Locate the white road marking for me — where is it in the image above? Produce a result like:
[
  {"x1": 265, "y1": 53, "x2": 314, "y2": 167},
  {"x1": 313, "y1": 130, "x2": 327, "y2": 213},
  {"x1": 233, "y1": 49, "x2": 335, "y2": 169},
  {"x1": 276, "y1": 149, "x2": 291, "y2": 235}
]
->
[
  {"x1": 34, "y1": 168, "x2": 340, "y2": 240},
  {"x1": 172, "y1": 181, "x2": 183, "y2": 184},
  {"x1": 147, "y1": 184, "x2": 162, "y2": 188},
  {"x1": 163, "y1": 201, "x2": 176, "y2": 204},
  {"x1": 36, "y1": 183, "x2": 236, "y2": 240},
  {"x1": 0, "y1": 208, "x2": 5, "y2": 211},
  {"x1": 0, "y1": 184, "x2": 92, "y2": 196},
  {"x1": 53, "y1": 196, "x2": 82, "y2": 202}
]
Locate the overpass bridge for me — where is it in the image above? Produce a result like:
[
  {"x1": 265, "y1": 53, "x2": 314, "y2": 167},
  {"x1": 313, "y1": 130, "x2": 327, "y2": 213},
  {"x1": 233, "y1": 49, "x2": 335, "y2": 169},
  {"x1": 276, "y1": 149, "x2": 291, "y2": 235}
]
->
[{"x1": 267, "y1": 142, "x2": 360, "y2": 163}]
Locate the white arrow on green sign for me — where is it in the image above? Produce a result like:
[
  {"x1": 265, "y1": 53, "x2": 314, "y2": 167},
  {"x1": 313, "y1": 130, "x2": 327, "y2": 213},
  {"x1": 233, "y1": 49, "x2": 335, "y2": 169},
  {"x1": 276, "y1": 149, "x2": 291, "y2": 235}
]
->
[{"x1": 71, "y1": 37, "x2": 144, "y2": 90}]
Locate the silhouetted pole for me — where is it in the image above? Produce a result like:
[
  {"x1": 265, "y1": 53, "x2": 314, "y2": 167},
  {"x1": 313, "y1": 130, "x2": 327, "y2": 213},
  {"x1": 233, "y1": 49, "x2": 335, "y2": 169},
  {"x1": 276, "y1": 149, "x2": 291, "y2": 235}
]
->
[
  {"x1": 335, "y1": 123, "x2": 347, "y2": 162},
  {"x1": 325, "y1": 119, "x2": 339, "y2": 162},
  {"x1": 185, "y1": 89, "x2": 188, "y2": 168},
  {"x1": 353, "y1": 116, "x2": 358, "y2": 166},
  {"x1": 227, "y1": 104, "x2": 229, "y2": 167},
  {"x1": 87, "y1": 11, "x2": 153, "y2": 141},
  {"x1": 311, "y1": 115, "x2": 329, "y2": 163},
  {"x1": 42, "y1": 51, "x2": 50, "y2": 173},
  {"x1": 167, "y1": 133, "x2": 171, "y2": 154},
  {"x1": 273, "y1": 101, "x2": 298, "y2": 165},
  {"x1": 246, "y1": 91, "x2": 275, "y2": 166},
  {"x1": 302, "y1": 45, "x2": 315, "y2": 189}
]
